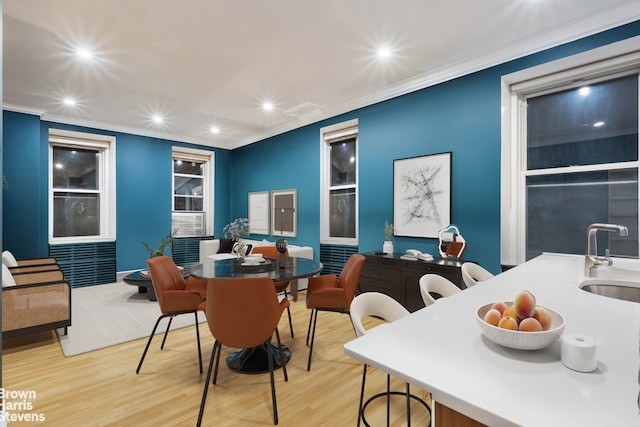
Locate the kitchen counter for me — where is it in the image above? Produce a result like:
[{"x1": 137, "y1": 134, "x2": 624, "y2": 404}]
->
[{"x1": 344, "y1": 253, "x2": 640, "y2": 427}]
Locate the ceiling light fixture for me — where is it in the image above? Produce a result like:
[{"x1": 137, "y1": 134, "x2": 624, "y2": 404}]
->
[
  {"x1": 210, "y1": 126, "x2": 220, "y2": 134},
  {"x1": 593, "y1": 121, "x2": 605, "y2": 127},
  {"x1": 377, "y1": 48, "x2": 392, "y2": 59},
  {"x1": 76, "y1": 48, "x2": 94, "y2": 59},
  {"x1": 63, "y1": 98, "x2": 76, "y2": 106},
  {"x1": 262, "y1": 101, "x2": 274, "y2": 111},
  {"x1": 152, "y1": 115, "x2": 164, "y2": 125},
  {"x1": 578, "y1": 86, "x2": 591, "y2": 96}
]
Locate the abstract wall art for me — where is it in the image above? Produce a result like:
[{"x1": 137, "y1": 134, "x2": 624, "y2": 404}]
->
[{"x1": 393, "y1": 152, "x2": 452, "y2": 238}]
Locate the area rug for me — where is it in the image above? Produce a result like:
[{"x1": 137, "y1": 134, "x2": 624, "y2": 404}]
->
[{"x1": 56, "y1": 282, "x2": 206, "y2": 357}]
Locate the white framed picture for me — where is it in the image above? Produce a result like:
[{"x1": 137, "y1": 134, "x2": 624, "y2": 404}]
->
[
  {"x1": 248, "y1": 191, "x2": 270, "y2": 235},
  {"x1": 393, "y1": 152, "x2": 452, "y2": 238}
]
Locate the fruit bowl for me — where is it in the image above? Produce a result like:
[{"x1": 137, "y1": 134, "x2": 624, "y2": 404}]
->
[{"x1": 476, "y1": 303, "x2": 565, "y2": 350}]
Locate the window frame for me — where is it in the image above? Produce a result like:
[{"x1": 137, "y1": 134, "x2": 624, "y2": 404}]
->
[
  {"x1": 501, "y1": 36, "x2": 640, "y2": 266},
  {"x1": 171, "y1": 146, "x2": 214, "y2": 237},
  {"x1": 320, "y1": 119, "x2": 359, "y2": 245},
  {"x1": 48, "y1": 129, "x2": 116, "y2": 244}
]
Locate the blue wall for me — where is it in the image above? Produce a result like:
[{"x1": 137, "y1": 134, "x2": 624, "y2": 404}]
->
[
  {"x1": 3, "y1": 21, "x2": 640, "y2": 275},
  {"x1": 230, "y1": 21, "x2": 640, "y2": 274},
  {"x1": 2, "y1": 115, "x2": 230, "y2": 271}
]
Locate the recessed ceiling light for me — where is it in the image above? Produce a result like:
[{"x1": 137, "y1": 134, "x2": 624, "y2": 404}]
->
[
  {"x1": 377, "y1": 48, "x2": 392, "y2": 59},
  {"x1": 152, "y1": 115, "x2": 164, "y2": 124},
  {"x1": 210, "y1": 126, "x2": 220, "y2": 134},
  {"x1": 578, "y1": 86, "x2": 591, "y2": 96},
  {"x1": 262, "y1": 101, "x2": 274, "y2": 111},
  {"x1": 63, "y1": 98, "x2": 76, "y2": 106},
  {"x1": 593, "y1": 121, "x2": 605, "y2": 127},
  {"x1": 76, "y1": 48, "x2": 94, "y2": 59}
]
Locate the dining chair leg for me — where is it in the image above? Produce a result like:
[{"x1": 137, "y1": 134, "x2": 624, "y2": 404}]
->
[
  {"x1": 196, "y1": 343, "x2": 218, "y2": 427},
  {"x1": 266, "y1": 340, "x2": 279, "y2": 425},
  {"x1": 306, "y1": 309, "x2": 318, "y2": 371},
  {"x1": 136, "y1": 313, "x2": 169, "y2": 374},
  {"x1": 406, "y1": 382, "x2": 411, "y2": 427},
  {"x1": 284, "y1": 290, "x2": 294, "y2": 338},
  {"x1": 357, "y1": 364, "x2": 367, "y2": 427},
  {"x1": 194, "y1": 312, "x2": 203, "y2": 374},
  {"x1": 160, "y1": 315, "x2": 174, "y2": 349},
  {"x1": 286, "y1": 305, "x2": 294, "y2": 339},
  {"x1": 306, "y1": 309, "x2": 314, "y2": 346},
  {"x1": 386, "y1": 374, "x2": 391, "y2": 427},
  {"x1": 212, "y1": 341, "x2": 222, "y2": 385},
  {"x1": 274, "y1": 328, "x2": 288, "y2": 382}
]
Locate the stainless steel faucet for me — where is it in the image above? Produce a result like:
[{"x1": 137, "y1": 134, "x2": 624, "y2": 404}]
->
[{"x1": 584, "y1": 223, "x2": 629, "y2": 276}]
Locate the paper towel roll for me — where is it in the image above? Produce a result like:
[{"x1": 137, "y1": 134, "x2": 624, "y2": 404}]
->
[{"x1": 561, "y1": 334, "x2": 597, "y2": 372}]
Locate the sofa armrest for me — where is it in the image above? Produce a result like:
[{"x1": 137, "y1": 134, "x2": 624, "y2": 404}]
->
[
  {"x1": 2, "y1": 280, "x2": 71, "y2": 333},
  {"x1": 200, "y1": 239, "x2": 221, "y2": 263},
  {"x1": 12, "y1": 269, "x2": 65, "y2": 285}
]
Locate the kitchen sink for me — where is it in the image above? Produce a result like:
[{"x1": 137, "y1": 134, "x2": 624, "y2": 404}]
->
[{"x1": 579, "y1": 279, "x2": 640, "y2": 303}]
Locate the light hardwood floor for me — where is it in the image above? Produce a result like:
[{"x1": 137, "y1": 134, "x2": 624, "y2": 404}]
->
[{"x1": 2, "y1": 291, "x2": 431, "y2": 426}]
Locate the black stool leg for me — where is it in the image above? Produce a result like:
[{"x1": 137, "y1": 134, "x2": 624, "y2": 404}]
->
[{"x1": 307, "y1": 309, "x2": 318, "y2": 371}]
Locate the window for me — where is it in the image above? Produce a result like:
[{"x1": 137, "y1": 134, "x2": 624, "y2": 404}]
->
[
  {"x1": 172, "y1": 147, "x2": 214, "y2": 237},
  {"x1": 49, "y1": 129, "x2": 116, "y2": 243},
  {"x1": 320, "y1": 119, "x2": 358, "y2": 245},
  {"x1": 501, "y1": 37, "x2": 640, "y2": 265}
]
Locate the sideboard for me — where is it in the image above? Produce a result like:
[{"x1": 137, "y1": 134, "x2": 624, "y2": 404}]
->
[{"x1": 357, "y1": 252, "x2": 467, "y2": 312}]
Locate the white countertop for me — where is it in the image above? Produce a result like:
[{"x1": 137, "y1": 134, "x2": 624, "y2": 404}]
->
[{"x1": 344, "y1": 253, "x2": 640, "y2": 427}]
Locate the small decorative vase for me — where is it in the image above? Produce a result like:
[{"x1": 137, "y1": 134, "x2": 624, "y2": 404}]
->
[{"x1": 383, "y1": 241, "x2": 394, "y2": 255}]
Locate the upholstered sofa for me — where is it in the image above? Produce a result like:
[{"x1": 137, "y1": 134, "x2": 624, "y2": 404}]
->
[
  {"x1": 199, "y1": 238, "x2": 314, "y2": 296},
  {"x1": 2, "y1": 261, "x2": 72, "y2": 338}
]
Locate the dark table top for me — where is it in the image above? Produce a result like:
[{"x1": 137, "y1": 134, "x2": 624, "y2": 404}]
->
[{"x1": 190, "y1": 257, "x2": 323, "y2": 281}]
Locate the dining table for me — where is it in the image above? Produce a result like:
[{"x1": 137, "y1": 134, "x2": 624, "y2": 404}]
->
[{"x1": 190, "y1": 256, "x2": 323, "y2": 374}]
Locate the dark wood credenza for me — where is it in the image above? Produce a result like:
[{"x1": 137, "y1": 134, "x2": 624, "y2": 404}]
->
[{"x1": 358, "y1": 252, "x2": 467, "y2": 312}]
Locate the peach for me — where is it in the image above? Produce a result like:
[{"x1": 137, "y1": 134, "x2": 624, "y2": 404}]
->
[
  {"x1": 497, "y1": 316, "x2": 518, "y2": 330},
  {"x1": 519, "y1": 317, "x2": 543, "y2": 332},
  {"x1": 513, "y1": 290, "x2": 536, "y2": 319},
  {"x1": 502, "y1": 305, "x2": 522, "y2": 325},
  {"x1": 491, "y1": 301, "x2": 508, "y2": 315},
  {"x1": 533, "y1": 306, "x2": 552, "y2": 331},
  {"x1": 484, "y1": 309, "x2": 502, "y2": 326}
]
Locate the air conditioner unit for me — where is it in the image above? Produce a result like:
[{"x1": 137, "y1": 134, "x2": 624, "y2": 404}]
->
[{"x1": 172, "y1": 212, "x2": 206, "y2": 237}]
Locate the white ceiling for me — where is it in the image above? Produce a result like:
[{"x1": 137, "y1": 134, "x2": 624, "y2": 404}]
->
[{"x1": 4, "y1": 1, "x2": 640, "y2": 150}]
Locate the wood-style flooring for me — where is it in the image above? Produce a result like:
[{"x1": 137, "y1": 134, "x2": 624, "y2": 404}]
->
[{"x1": 2, "y1": 291, "x2": 431, "y2": 426}]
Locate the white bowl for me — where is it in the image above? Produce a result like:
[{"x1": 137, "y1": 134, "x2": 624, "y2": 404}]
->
[{"x1": 476, "y1": 303, "x2": 565, "y2": 350}]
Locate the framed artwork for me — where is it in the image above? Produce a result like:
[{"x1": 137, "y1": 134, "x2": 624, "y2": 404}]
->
[
  {"x1": 393, "y1": 152, "x2": 452, "y2": 238},
  {"x1": 248, "y1": 191, "x2": 270, "y2": 235},
  {"x1": 271, "y1": 189, "x2": 297, "y2": 237}
]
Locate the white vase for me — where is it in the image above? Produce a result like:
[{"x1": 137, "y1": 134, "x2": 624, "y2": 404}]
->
[{"x1": 383, "y1": 241, "x2": 394, "y2": 255}]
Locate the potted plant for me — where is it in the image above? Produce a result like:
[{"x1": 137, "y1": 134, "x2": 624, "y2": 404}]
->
[
  {"x1": 223, "y1": 218, "x2": 251, "y2": 257},
  {"x1": 142, "y1": 229, "x2": 178, "y2": 258},
  {"x1": 223, "y1": 217, "x2": 250, "y2": 240},
  {"x1": 383, "y1": 220, "x2": 394, "y2": 255}
]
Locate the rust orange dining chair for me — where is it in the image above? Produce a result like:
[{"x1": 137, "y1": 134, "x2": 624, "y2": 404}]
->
[
  {"x1": 305, "y1": 253, "x2": 366, "y2": 371},
  {"x1": 251, "y1": 245, "x2": 295, "y2": 338},
  {"x1": 197, "y1": 277, "x2": 289, "y2": 426},
  {"x1": 136, "y1": 256, "x2": 206, "y2": 374}
]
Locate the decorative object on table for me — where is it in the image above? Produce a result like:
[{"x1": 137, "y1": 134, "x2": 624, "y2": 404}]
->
[
  {"x1": 142, "y1": 229, "x2": 178, "y2": 258},
  {"x1": 393, "y1": 152, "x2": 452, "y2": 238},
  {"x1": 276, "y1": 238, "x2": 287, "y2": 269},
  {"x1": 476, "y1": 290, "x2": 565, "y2": 350},
  {"x1": 383, "y1": 220, "x2": 394, "y2": 255},
  {"x1": 271, "y1": 189, "x2": 297, "y2": 237},
  {"x1": 248, "y1": 191, "x2": 270, "y2": 235},
  {"x1": 223, "y1": 218, "x2": 251, "y2": 258},
  {"x1": 437, "y1": 224, "x2": 466, "y2": 258}
]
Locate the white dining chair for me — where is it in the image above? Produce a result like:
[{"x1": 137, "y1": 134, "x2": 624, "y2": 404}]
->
[
  {"x1": 418, "y1": 274, "x2": 461, "y2": 306},
  {"x1": 461, "y1": 262, "x2": 494, "y2": 288},
  {"x1": 350, "y1": 292, "x2": 431, "y2": 426}
]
